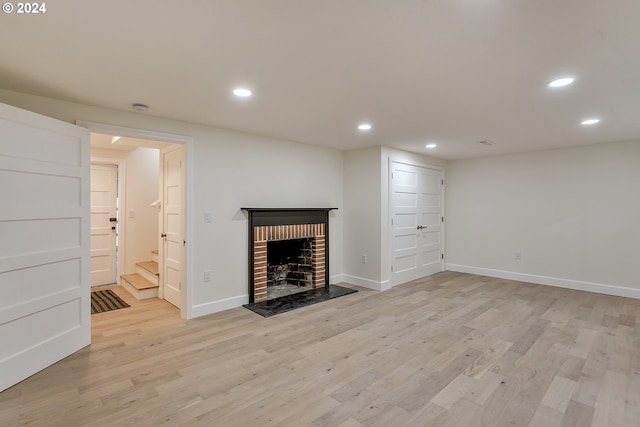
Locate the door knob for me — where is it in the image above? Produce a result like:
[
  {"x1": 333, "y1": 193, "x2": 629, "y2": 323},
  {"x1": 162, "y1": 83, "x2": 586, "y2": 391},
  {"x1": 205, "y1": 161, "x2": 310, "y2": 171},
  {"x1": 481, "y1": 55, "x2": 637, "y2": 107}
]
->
[
  {"x1": 161, "y1": 233, "x2": 167, "y2": 238},
  {"x1": 417, "y1": 225, "x2": 427, "y2": 230},
  {"x1": 111, "y1": 226, "x2": 116, "y2": 231}
]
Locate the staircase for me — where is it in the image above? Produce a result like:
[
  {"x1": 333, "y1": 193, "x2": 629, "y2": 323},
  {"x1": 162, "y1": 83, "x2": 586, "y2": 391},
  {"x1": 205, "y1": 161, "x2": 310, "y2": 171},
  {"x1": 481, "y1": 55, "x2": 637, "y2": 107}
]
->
[{"x1": 121, "y1": 250, "x2": 159, "y2": 300}]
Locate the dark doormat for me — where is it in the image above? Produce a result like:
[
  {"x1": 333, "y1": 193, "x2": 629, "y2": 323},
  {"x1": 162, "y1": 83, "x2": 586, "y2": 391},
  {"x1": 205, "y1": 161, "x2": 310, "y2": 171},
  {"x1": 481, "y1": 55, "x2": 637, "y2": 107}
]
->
[
  {"x1": 91, "y1": 289, "x2": 130, "y2": 314},
  {"x1": 243, "y1": 284, "x2": 357, "y2": 317}
]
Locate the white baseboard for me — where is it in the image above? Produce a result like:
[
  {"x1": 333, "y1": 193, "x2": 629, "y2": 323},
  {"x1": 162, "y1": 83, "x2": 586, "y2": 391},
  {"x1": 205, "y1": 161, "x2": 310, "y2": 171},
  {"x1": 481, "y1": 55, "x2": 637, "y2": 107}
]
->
[
  {"x1": 446, "y1": 263, "x2": 640, "y2": 300},
  {"x1": 339, "y1": 274, "x2": 390, "y2": 291},
  {"x1": 190, "y1": 294, "x2": 249, "y2": 318},
  {"x1": 330, "y1": 274, "x2": 345, "y2": 284}
]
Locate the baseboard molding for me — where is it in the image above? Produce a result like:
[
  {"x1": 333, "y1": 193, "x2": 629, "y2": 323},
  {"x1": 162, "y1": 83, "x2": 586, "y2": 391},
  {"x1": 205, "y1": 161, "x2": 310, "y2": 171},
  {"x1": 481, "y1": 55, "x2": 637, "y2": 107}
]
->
[
  {"x1": 339, "y1": 274, "x2": 390, "y2": 291},
  {"x1": 190, "y1": 294, "x2": 249, "y2": 318},
  {"x1": 446, "y1": 263, "x2": 640, "y2": 300},
  {"x1": 330, "y1": 274, "x2": 345, "y2": 285}
]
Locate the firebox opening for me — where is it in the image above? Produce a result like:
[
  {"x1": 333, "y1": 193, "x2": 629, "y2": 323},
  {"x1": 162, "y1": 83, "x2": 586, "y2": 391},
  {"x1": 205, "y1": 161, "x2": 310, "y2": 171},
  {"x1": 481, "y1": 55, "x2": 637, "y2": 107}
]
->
[{"x1": 267, "y1": 238, "x2": 313, "y2": 299}]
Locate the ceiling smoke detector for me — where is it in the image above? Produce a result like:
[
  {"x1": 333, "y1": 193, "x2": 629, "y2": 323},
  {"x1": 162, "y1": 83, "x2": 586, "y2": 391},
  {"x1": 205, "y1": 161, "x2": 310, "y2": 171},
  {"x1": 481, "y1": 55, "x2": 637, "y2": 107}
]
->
[
  {"x1": 132, "y1": 103, "x2": 150, "y2": 112},
  {"x1": 479, "y1": 140, "x2": 495, "y2": 146}
]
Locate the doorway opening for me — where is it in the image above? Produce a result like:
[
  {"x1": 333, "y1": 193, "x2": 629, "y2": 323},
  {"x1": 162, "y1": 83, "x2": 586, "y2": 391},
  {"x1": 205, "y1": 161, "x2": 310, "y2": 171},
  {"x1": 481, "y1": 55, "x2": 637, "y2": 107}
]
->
[{"x1": 84, "y1": 123, "x2": 191, "y2": 319}]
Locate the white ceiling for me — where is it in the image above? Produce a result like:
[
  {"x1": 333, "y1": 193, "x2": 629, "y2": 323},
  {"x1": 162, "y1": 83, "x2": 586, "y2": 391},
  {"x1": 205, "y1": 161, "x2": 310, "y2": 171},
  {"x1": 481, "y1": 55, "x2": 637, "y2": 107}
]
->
[{"x1": 1, "y1": 1, "x2": 639, "y2": 160}]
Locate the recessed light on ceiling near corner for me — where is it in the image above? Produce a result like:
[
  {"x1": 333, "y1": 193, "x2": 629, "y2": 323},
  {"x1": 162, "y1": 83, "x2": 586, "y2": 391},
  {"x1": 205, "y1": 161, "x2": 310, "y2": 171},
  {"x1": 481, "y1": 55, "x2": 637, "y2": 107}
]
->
[
  {"x1": 581, "y1": 118, "x2": 600, "y2": 125},
  {"x1": 233, "y1": 88, "x2": 252, "y2": 97},
  {"x1": 358, "y1": 123, "x2": 372, "y2": 131},
  {"x1": 426, "y1": 143, "x2": 437, "y2": 149},
  {"x1": 548, "y1": 77, "x2": 575, "y2": 88}
]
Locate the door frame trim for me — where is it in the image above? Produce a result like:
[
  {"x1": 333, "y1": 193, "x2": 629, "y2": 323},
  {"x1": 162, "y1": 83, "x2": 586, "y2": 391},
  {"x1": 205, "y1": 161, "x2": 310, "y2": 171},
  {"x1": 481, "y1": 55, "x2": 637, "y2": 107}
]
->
[
  {"x1": 90, "y1": 158, "x2": 126, "y2": 287},
  {"x1": 77, "y1": 121, "x2": 194, "y2": 319},
  {"x1": 387, "y1": 157, "x2": 445, "y2": 288}
]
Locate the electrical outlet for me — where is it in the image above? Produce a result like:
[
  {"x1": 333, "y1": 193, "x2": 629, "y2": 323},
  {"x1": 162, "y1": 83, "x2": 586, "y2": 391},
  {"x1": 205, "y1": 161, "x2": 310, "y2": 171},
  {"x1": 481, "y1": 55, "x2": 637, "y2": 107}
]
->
[
  {"x1": 515, "y1": 251, "x2": 522, "y2": 260},
  {"x1": 204, "y1": 211, "x2": 213, "y2": 222},
  {"x1": 361, "y1": 255, "x2": 367, "y2": 264},
  {"x1": 204, "y1": 270, "x2": 212, "y2": 282}
]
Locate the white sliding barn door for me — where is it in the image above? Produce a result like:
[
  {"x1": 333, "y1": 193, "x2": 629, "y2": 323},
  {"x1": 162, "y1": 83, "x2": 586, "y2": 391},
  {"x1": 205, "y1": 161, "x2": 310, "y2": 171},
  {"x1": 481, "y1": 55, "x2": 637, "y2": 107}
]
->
[{"x1": 0, "y1": 103, "x2": 90, "y2": 392}]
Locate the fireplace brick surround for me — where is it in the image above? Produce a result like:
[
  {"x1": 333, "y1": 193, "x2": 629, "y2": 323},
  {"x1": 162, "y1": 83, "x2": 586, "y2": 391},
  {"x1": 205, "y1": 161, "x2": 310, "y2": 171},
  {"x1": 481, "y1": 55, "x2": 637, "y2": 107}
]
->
[
  {"x1": 253, "y1": 224, "x2": 325, "y2": 302},
  {"x1": 242, "y1": 208, "x2": 336, "y2": 303}
]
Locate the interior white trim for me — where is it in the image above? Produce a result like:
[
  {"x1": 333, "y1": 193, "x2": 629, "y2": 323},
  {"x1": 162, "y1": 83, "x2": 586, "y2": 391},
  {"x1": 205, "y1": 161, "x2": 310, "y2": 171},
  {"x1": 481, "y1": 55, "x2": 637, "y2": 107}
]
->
[
  {"x1": 191, "y1": 294, "x2": 249, "y2": 318},
  {"x1": 389, "y1": 157, "x2": 446, "y2": 172},
  {"x1": 76, "y1": 121, "x2": 195, "y2": 319},
  {"x1": 339, "y1": 274, "x2": 391, "y2": 291},
  {"x1": 446, "y1": 263, "x2": 640, "y2": 300},
  {"x1": 76, "y1": 121, "x2": 192, "y2": 144}
]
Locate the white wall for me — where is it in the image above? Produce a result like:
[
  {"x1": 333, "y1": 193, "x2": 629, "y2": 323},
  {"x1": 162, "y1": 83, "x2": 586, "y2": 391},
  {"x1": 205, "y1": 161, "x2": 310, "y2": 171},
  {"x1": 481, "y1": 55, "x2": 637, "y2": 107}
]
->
[
  {"x1": 446, "y1": 140, "x2": 640, "y2": 297},
  {"x1": 193, "y1": 127, "x2": 344, "y2": 310},
  {"x1": 1, "y1": 90, "x2": 344, "y2": 318},
  {"x1": 342, "y1": 146, "x2": 445, "y2": 289},
  {"x1": 123, "y1": 148, "x2": 160, "y2": 272},
  {"x1": 343, "y1": 146, "x2": 382, "y2": 286}
]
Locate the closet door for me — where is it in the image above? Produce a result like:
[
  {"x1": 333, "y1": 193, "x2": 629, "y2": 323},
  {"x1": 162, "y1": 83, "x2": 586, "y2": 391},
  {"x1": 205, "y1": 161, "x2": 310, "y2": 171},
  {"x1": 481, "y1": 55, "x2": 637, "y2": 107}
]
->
[{"x1": 390, "y1": 161, "x2": 443, "y2": 286}]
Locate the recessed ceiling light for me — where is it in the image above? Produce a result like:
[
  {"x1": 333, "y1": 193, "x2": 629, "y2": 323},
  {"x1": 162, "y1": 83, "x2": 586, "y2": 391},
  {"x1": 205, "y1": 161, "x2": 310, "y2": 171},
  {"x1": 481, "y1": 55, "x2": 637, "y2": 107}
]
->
[
  {"x1": 479, "y1": 140, "x2": 495, "y2": 146},
  {"x1": 581, "y1": 118, "x2": 600, "y2": 125},
  {"x1": 548, "y1": 77, "x2": 575, "y2": 88},
  {"x1": 425, "y1": 143, "x2": 437, "y2": 149},
  {"x1": 358, "y1": 123, "x2": 372, "y2": 131},
  {"x1": 233, "y1": 88, "x2": 252, "y2": 97},
  {"x1": 111, "y1": 136, "x2": 121, "y2": 144}
]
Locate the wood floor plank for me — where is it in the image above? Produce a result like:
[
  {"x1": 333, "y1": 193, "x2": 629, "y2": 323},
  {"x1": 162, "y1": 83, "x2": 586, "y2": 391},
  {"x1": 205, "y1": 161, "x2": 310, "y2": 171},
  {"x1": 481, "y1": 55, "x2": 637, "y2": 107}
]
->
[
  {"x1": 2, "y1": 274, "x2": 640, "y2": 426},
  {"x1": 540, "y1": 375, "x2": 577, "y2": 413}
]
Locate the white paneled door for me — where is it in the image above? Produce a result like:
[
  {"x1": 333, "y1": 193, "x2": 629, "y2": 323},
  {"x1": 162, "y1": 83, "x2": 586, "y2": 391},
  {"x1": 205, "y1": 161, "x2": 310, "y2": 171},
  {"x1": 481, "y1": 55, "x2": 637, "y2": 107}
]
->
[
  {"x1": 390, "y1": 161, "x2": 443, "y2": 286},
  {"x1": 0, "y1": 102, "x2": 90, "y2": 392},
  {"x1": 90, "y1": 163, "x2": 118, "y2": 286},
  {"x1": 161, "y1": 146, "x2": 184, "y2": 309}
]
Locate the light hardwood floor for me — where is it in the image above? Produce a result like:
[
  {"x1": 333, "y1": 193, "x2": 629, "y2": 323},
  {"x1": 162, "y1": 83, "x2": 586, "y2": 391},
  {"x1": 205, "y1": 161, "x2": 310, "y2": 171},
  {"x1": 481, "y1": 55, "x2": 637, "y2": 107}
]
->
[{"x1": 1, "y1": 272, "x2": 639, "y2": 426}]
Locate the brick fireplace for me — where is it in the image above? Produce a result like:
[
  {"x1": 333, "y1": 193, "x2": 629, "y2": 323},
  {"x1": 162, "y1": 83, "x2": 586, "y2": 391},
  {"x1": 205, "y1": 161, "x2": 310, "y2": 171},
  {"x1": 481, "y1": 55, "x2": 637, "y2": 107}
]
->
[{"x1": 242, "y1": 208, "x2": 336, "y2": 303}]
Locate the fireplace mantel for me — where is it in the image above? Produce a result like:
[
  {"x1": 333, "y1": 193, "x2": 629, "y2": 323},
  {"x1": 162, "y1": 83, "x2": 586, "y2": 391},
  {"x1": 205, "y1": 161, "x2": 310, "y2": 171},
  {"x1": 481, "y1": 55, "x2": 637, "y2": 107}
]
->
[
  {"x1": 241, "y1": 208, "x2": 338, "y2": 211},
  {"x1": 242, "y1": 208, "x2": 337, "y2": 303},
  {"x1": 241, "y1": 208, "x2": 337, "y2": 226}
]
